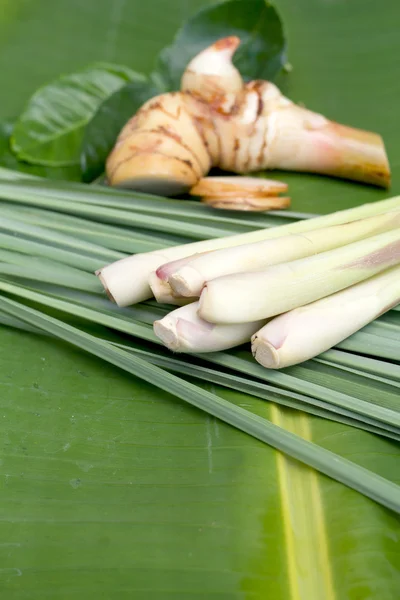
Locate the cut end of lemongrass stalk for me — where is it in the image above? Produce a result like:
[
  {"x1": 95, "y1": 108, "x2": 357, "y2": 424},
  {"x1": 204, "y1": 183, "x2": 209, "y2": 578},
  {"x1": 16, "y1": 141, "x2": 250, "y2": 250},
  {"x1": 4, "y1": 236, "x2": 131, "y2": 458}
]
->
[
  {"x1": 201, "y1": 195, "x2": 291, "y2": 211},
  {"x1": 153, "y1": 302, "x2": 216, "y2": 352},
  {"x1": 168, "y1": 265, "x2": 205, "y2": 297},
  {"x1": 95, "y1": 269, "x2": 117, "y2": 303},
  {"x1": 148, "y1": 271, "x2": 195, "y2": 306},
  {"x1": 190, "y1": 176, "x2": 288, "y2": 198},
  {"x1": 153, "y1": 318, "x2": 182, "y2": 352},
  {"x1": 251, "y1": 334, "x2": 281, "y2": 369},
  {"x1": 96, "y1": 253, "x2": 167, "y2": 307}
]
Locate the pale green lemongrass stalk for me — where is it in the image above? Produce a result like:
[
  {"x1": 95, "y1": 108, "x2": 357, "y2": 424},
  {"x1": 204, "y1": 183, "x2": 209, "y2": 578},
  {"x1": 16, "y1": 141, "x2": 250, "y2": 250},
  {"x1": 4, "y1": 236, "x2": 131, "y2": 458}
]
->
[
  {"x1": 154, "y1": 301, "x2": 265, "y2": 353},
  {"x1": 163, "y1": 209, "x2": 400, "y2": 297},
  {"x1": 97, "y1": 196, "x2": 400, "y2": 306},
  {"x1": 199, "y1": 228, "x2": 400, "y2": 323},
  {"x1": 252, "y1": 266, "x2": 400, "y2": 369}
]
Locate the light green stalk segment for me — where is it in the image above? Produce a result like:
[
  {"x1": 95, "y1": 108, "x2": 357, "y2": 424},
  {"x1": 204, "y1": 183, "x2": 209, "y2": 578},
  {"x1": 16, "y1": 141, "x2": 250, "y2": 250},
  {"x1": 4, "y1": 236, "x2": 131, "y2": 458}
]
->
[
  {"x1": 0, "y1": 203, "x2": 183, "y2": 252},
  {"x1": 98, "y1": 196, "x2": 400, "y2": 307},
  {"x1": 0, "y1": 278, "x2": 154, "y2": 340},
  {"x1": 111, "y1": 343, "x2": 400, "y2": 440},
  {"x1": 0, "y1": 216, "x2": 123, "y2": 263},
  {"x1": 207, "y1": 351, "x2": 400, "y2": 429},
  {"x1": 316, "y1": 357, "x2": 400, "y2": 389},
  {"x1": 0, "y1": 167, "x2": 35, "y2": 181},
  {"x1": 315, "y1": 350, "x2": 400, "y2": 384},
  {"x1": 0, "y1": 233, "x2": 102, "y2": 272},
  {"x1": 0, "y1": 184, "x2": 240, "y2": 240},
  {"x1": 0, "y1": 252, "x2": 101, "y2": 293},
  {"x1": 337, "y1": 330, "x2": 400, "y2": 361},
  {"x1": 359, "y1": 319, "x2": 400, "y2": 341},
  {"x1": 166, "y1": 209, "x2": 400, "y2": 297},
  {"x1": 0, "y1": 309, "x2": 44, "y2": 334},
  {"x1": 199, "y1": 229, "x2": 400, "y2": 323},
  {"x1": 335, "y1": 317, "x2": 400, "y2": 361},
  {"x1": 252, "y1": 266, "x2": 400, "y2": 368},
  {"x1": 1, "y1": 294, "x2": 399, "y2": 514}
]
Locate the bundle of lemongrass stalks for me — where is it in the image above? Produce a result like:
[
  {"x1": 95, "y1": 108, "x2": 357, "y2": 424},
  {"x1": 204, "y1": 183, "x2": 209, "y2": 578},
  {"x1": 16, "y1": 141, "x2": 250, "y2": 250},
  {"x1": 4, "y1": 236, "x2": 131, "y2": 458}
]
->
[
  {"x1": 98, "y1": 184, "x2": 400, "y2": 368},
  {"x1": 0, "y1": 168, "x2": 399, "y2": 512}
]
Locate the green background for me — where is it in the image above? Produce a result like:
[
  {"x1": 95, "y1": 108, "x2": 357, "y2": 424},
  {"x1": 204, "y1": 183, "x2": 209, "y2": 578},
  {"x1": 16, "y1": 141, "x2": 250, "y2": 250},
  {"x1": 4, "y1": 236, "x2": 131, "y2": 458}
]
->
[{"x1": 1, "y1": 1, "x2": 399, "y2": 598}]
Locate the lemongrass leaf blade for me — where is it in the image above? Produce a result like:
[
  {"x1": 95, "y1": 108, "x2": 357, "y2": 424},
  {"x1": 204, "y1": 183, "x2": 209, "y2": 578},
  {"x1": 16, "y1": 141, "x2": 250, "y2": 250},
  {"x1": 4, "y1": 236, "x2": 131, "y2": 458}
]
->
[
  {"x1": 1, "y1": 277, "x2": 399, "y2": 433},
  {"x1": 315, "y1": 350, "x2": 400, "y2": 385},
  {"x1": 1, "y1": 301, "x2": 397, "y2": 440},
  {"x1": 207, "y1": 351, "x2": 400, "y2": 429},
  {"x1": 0, "y1": 215, "x2": 123, "y2": 262},
  {"x1": 0, "y1": 233, "x2": 104, "y2": 272},
  {"x1": 111, "y1": 342, "x2": 400, "y2": 441},
  {"x1": 1, "y1": 294, "x2": 399, "y2": 514}
]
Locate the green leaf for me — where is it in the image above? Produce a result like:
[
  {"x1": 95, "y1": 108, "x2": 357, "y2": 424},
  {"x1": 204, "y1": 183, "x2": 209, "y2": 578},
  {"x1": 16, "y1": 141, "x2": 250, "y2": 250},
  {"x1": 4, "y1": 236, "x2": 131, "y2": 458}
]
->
[
  {"x1": 156, "y1": 0, "x2": 287, "y2": 90},
  {"x1": 0, "y1": 120, "x2": 82, "y2": 181},
  {"x1": 81, "y1": 78, "x2": 161, "y2": 182},
  {"x1": 11, "y1": 64, "x2": 142, "y2": 167}
]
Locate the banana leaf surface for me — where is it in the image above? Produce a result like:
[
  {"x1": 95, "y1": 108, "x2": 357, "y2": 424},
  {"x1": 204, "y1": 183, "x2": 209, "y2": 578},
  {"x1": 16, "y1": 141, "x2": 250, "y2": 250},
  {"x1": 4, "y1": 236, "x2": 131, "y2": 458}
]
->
[{"x1": 0, "y1": 0, "x2": 399, "y2": 598}]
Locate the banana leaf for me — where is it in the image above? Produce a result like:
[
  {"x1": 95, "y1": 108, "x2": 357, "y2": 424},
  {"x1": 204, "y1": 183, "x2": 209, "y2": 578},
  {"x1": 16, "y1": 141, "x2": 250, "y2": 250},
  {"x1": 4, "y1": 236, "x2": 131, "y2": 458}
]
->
[{"x1": 0, "y1": 0, "x2": 399, "y2": 598}]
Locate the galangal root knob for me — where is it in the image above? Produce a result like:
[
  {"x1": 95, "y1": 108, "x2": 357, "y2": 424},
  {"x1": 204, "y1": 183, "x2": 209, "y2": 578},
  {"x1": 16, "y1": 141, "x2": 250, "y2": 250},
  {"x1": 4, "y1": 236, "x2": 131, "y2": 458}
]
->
[{"x1": 106, "y1": 37, "x2": 391, "y2": 196}]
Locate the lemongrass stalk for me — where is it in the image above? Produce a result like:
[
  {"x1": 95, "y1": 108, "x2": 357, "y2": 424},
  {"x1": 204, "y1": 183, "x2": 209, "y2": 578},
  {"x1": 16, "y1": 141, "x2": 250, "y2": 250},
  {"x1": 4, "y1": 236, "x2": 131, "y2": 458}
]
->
[
  {"x1": 154, "y1": 302, "x2": 265, "y2": 353},
  {"x1": 252, "y1": 265, "x2": 400, "y2": 369},
  {"x1": 97, "y1": 196, "x2": 400, "y2": 306},
  {"x1": 165, "y1": 209, "x2": 400, "y2": 297},
  {"x1": 199, "y1": 228, "x2": 400, "y2": 324},
  {"x1": 148, "y1": 272, "x2": 194, "y2": 306}
]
